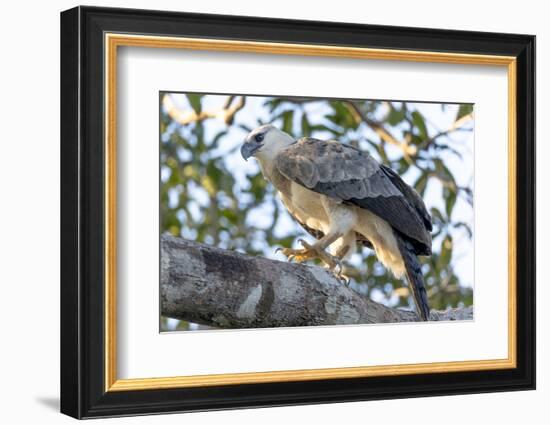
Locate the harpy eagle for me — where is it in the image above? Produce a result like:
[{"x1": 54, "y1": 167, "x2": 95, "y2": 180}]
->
[{"x1": 241, "y1": 124, "x2": 432, "y2": 321}]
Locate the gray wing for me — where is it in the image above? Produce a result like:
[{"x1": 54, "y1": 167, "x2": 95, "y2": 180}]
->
[{"x1": 275, "y1": 138, "x2": 431, "y2": 255}]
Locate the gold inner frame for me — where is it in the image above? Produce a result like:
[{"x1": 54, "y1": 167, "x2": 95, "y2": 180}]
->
[{"x1": 104, "y1": 33, "x2": 517, "y2": 392}]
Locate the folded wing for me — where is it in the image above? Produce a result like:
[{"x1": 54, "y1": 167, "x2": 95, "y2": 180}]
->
[{"x1": 275, "y1": 138, "x2": 432, "y2": 255}]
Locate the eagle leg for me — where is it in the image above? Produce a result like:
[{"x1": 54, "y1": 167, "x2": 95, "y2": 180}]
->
[{"x1": 332, "y1": 244, "x2": 353, "y2": 285}]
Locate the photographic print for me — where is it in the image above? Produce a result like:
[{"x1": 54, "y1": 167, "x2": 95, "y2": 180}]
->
[
  {"x1": 61, "y1": 9, "x2": 535, "y2": 417},
  {"x1": 159, "y1": 92, "x2": 474, "y2": 331}
]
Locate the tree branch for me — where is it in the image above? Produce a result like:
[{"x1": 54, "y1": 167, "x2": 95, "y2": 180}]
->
[
  {"x1": 162, "y1": 94, "x2": 246, "y2": 126},
  {"x1": 343, "y1": 101, "x2": 418, "y2": 159},
  {"x1": 161, "y1": 235, "x2": 473, "y2": 328},
  {"x1": 273, "y1": 98, "x2": 473, "y2": 165}
]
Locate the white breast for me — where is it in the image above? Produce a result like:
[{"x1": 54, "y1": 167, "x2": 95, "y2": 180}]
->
[{"x1": 280, "y1": 182, "x2": 330, "y2": 233}]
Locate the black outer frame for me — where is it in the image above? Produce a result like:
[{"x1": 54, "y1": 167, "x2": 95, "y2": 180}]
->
[{"x1": 60, "y1": 5, "x2": 536, "y2": 419}]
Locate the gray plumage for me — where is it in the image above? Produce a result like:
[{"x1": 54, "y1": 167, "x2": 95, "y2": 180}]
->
[{"x1": 276, "y1": 138, "x2": 432, "y2": 255}]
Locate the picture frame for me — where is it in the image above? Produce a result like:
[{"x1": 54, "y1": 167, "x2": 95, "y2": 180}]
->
[{"x1": 60, "y1": 5, "x2": 535, "y2": 419}]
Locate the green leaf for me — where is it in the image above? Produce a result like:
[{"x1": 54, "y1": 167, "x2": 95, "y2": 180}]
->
[
  {"x1": 309, "y1": 124, "x2": 331, "y2": 133},
  {"x1": 453, "y1": 222, "x2": 473, "y2": 238},
  {"x1": 456, "y1": 104, "x2": 473, "y2": 120},
  {"x1": 430, "y1": 207, "x2": 445, "y2": 225},
  {"x1": 411, "y1": 110, "x2": 428, "y2": 140},
  {"x1": 263, "y1": 98, "x2": 283, "y2": 112},
  {"x1": 187, "y1": 94, "x2": 202, "y2": 114},
  {"x1": 414, "y1": 173, "x2": 429, "y2": 196},
  {"x1": 438, "y1": 235, "x2": 453, "y2": 269},
  {"x1": 221, "y1": 209, "x2": 239, "y2": 224},
  {"x1": 210, "y1": 131, "x2": 227, "y2": 149},
  {"x1": 445, "y1": 188, "x2": 457, "y2": 218},
  {"x1": 387, "y1": 105, "x2": 406, "y2": 126},
  {"x1": 282, "y1": 110, "x2": 293, "y2": 134},
  {"x1": 330, "y1": 101, "x2": 358, "y2": 129},
  {"x1": 206, "y1": 160, "x2": 222, "y2": 183},
  {"x1": 301, "y1": 113, "x2": 310, "y2": 136},
  {"x1": 434, "y1": 159, "x2": 457, "y2": 191}
]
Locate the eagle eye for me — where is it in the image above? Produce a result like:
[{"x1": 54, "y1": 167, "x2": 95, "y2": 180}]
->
[{"x1": 255, "y1": 133, "x2": 264, "y2": 143}]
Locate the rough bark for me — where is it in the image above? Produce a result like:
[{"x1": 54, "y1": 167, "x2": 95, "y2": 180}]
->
[{"x1": 161, "y1": 235, "x2": 473, "y2": 328}]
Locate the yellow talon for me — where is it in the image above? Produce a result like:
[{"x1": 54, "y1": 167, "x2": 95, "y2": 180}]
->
[{"x1": 276, "y1": 240, "x2": 344, "y2": 277}]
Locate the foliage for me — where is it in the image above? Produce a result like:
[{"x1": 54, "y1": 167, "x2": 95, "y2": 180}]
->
[{"x1": 160, "y1": 93, "x2": 474, "y2": 330}]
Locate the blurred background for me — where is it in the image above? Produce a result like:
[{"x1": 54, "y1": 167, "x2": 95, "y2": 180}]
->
[{"x1": 160, "y1": 92, "x2": 474, "y2": 331}]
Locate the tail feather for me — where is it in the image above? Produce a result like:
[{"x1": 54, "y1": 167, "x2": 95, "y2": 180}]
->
[{"x1": 395, "y1": 232, "x2": 431, "y2": 321}]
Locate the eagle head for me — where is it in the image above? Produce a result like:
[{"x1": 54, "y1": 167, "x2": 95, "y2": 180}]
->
[{"x1": 241, "y1": 124, "x2": 294, "y2": 162}]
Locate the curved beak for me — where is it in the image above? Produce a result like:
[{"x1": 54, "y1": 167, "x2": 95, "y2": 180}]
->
[{"x1": 240, "y1": 142, "x2": 261, "y2": 161}]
